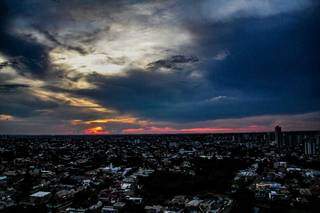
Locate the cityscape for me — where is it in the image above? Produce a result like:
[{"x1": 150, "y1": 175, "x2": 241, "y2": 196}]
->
[
  {"x1": 0, "y1": 126, "x2": 319, "y2": 212},
  {"x1": 1, "y1": 0, "x2": 320, "y2": 212}
]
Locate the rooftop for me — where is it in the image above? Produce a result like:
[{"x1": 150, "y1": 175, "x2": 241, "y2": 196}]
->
[{"x1": 30, "y1": 191, "x2": 51, "y2": 198}]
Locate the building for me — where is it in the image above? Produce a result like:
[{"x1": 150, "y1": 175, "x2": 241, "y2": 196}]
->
[
  {"x1": 29, "y1": 191, "x2": 51, "y2": 204},
  {"x1": 0, "y1": 176, "x2": 7, "y2": 187},
  {"x1": 144, "y1": 205, "x2": 163, "y2": 213},
  {"x1": 101, "y1": 206, "x2": 117, "y2": 213},
  {"x1": 287, "y1": 134, "x2": 297, "y2": 149},
  {"x1": 304, "y1": 138, "x2": 319, "y2": 157},
  {"x1": 275, "y1": 126, "x2": 283, "y2": 149}
]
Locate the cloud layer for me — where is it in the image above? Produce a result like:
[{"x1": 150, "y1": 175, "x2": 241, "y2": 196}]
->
[{"x1": 0, "y1": 0, "x2": 319, "y2": 134}]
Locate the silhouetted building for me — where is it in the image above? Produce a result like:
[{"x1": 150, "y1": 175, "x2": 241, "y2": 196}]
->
[
  {"x1": 304, "y1": 136, "x2": 320, "y2": 157},
  {"x1": 275, "y1": 126, "x2": 283, "y2": 149},
  {"x1": 287, "y1": 134, "x2": 295, "y2": 149},
  {"x1": 304, "y1": 140, "x2": 316, "y2": 156}
]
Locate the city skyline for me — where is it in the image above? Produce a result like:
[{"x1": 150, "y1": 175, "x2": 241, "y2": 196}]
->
[{"x1": 1, "y1": 0, "x2": 320, "y2": 134}]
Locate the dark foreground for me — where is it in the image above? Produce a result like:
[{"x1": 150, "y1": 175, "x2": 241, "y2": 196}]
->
[{"x1": 0, "y1": 132, "x2": 319, "y2": 212}]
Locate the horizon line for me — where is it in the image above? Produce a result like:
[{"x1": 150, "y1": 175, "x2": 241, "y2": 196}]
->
[{"x1": 1, "y1": 129, "x2": 319, "y2": 137}]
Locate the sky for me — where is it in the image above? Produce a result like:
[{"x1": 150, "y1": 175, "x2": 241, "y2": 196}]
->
[{"x1": 0, "y1": 0, "x2": 319, "y2": 135}]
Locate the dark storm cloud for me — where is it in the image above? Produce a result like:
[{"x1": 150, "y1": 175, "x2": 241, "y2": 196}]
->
[
  {"x1": 200, "y1": 8, "x2": 320, "y2": 114},
  {"x1": 0, "y1": 0, "x2": 320, "y2": 134},
  {"x1": 0, "y1": 90, "x2": 57, "y2": 118},
  {"x1": 0, "y1": 2, "x2": 49, "y2": 78},
  {"x1": 0, "y1": 0, "x2": 128, "y2": 78},
  {"x1": 62, "y1": 4, "x2": 319, "y2": 124},
  {"x1": 71, "y1": 67, "x2": 259, "y2": 123},
  {"x1": 0, "y1": 56, "x2": 26, "y2": 71},
  {"x1": 147, "y1": 55, "x2": 199, "y2": 70},
  {"x1": 74, "y1": 67, "x2": 213, "y2": 121},
  {"x1": 0, "y1": 61, "x2": 10, "y2": 70},
  {"x1": 0, "y1": 83, "x2": 30, "y2": 93},
  {"x1": 0, "y1": 85, "x2": 109, "y2": 122}
]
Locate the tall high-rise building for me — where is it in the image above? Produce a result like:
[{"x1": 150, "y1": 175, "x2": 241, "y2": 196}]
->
[{"x1": 275, "y1": 125, "x2": 282, "y2": 149}]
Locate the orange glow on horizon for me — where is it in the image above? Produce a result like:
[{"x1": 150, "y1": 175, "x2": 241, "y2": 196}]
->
[
  {"x1": 122, "y1": 125, "x2": 268, "y2": 134},
  {"x1": 84, "y1": 126, "x2": 110, "y2": 135}
]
